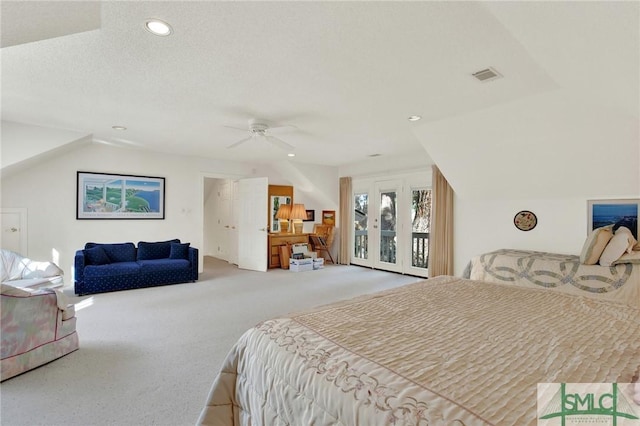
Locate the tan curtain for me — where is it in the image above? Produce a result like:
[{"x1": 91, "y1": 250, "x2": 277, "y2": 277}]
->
[
  {"x1": 338, "y1": 176, "x2": 352, "y2": 265},
  {"x1": 428, "y1": 166, "x2": 454, "y2": 277}
]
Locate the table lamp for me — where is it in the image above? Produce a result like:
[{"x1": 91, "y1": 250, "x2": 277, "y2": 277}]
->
[
  {"x1": 275, "y1": 204, "x2": 291, "y2": 233},
  {"x1": 289, "y1": 203, "x2": 307, "y2": 234}
]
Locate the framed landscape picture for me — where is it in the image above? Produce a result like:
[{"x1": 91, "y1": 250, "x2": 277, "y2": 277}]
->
[
  {"x1": 322, "y1": 210, "x2": 336, "y2": 226},
  {"x1": 77, "y1": 171, "x2": 165, "y2": 219},
  {"x1": 587, "y1": 198, "x2": 639, "y2": 240}
]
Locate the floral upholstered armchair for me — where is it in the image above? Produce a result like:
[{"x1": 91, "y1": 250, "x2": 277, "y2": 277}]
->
[{"x1": 1, "y1": 284, "x2": 79, "y2": 381}]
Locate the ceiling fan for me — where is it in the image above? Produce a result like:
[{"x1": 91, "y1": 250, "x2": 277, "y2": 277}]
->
[{"x1": 226, "y1": 118, "x2": 296, "y2": 151}]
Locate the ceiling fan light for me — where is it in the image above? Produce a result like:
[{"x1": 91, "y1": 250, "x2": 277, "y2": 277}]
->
[{"x1": 145, "y1": 19, "x2": 173, "y2": 36}]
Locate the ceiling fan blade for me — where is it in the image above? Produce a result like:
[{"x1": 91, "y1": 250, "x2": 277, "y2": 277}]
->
[
  {"x1": 226, "y1": 136, "x2": 252, "y2": 149},
  {"x1": 223, "y1": 125, "x2": 248, "y2": 132},
  {"x1": 266, "y1": 135, "x2": 295, "y2": 151}
]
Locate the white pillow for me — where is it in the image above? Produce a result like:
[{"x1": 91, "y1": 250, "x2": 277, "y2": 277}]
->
[
  {"x1": 614, "y1": 226, "x2": 637, "y2": 254},
  {"x1": 600, "y1": 232, "x2": 632, "y2": 267},
  {"x1": 580, "y1": 226, "x2": 613, "y2": 265}
]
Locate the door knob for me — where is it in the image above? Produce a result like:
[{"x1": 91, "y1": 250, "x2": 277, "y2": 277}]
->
[
  {"x1": 260, "y1": 228, "x2": 266, "y2": 231},
  {"x1": 10, "y1": 227, "x2": 18, "y2": 232}
]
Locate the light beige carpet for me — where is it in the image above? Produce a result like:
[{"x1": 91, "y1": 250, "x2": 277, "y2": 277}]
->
[{"x1": 0, "y1": 257, "x2": 421, "y2": 426}]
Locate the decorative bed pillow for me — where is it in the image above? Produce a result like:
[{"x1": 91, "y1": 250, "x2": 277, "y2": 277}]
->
[
  {"x1": 614, "y1": 226, "x2": 638, "y2": 254},
  {"x1": 612, "y1": 251, "x2": 640, "y2": 265},
  {"x1": 579, "y1": 225, "x2": 613, "y2": 265},
  {"x1": 600, "y1": 232, "x2": 632, "y2": 267},
  {"x1": 84, "y1": 246, "x2": 111, "y2": 265},
  {"x1": 169, "y1": 242, "x2": 190, "y2": 260}
]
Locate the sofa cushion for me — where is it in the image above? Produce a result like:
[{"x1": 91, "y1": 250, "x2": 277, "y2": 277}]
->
[
  {"x1": 137, "y1": 239, "x2": 180, "y2": 260},
  {"x1": 169, "y1": 242, "x2": 190, "y2": 260},
  {"x1": 84, "y1": 262, "x2": 141, "y2": 278},
  {"x1": 84, "y1": 246, "x2": 111, "y2": 265},
  {"x1": 137, "y1": 259, "x2": 191, "y2": 285},
  {"x1": 89, "y1": 243, "x2": 137, "y2": 263}
]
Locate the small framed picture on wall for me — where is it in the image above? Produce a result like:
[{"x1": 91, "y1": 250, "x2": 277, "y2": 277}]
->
[
  {"x1": 322, "y1": 210, "x2": 336, "y2": 226},
  {"x1": 304, "y1": 210, "x2": 315, "y2": 222}
]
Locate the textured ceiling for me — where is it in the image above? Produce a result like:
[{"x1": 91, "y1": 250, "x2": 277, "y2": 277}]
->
[{"x1": 1, "y1": 1, "x2": 638, "y2": 192}]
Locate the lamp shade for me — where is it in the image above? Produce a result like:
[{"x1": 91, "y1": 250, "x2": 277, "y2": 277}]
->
[
  {"x1": 289, "y1": 204, "x2": 307, "y2": 221},
  {"x1": 275, "y1": 204, "x2": 291, "y2": 220}
]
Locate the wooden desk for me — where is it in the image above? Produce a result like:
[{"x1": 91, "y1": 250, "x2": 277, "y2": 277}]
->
[{"x1": 268, "y1": 233, "x2": 310, "y2": 269}]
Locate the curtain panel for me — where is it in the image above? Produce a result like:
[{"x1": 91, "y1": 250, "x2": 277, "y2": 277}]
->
[
  {"x1": 428, "y1": 166, "x2": 454, "y2": 277},
  {"x1": 338, "y1": 177, "x2": 352, "y2": 265}
]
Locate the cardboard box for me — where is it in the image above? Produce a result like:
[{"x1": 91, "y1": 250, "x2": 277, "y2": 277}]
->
[
  {"x1": 289, "y1": 258, "x2": 313, "y2": 272},
  {"x1": 313, "y1": 258, "x2": 325, "y2": 269},
  {"x1": 291, "y1": 243, "x2": 317, "y2": 259}
]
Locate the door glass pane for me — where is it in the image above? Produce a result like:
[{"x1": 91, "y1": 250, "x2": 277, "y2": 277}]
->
[
  {"x1": 411, "y1": 189, "x2": 431, "y2": 268},
  {"x1": 354, "y1": 193, "x2": 368, "y2": 259},
  {"x1": 379, "y1": 191, "x2": 397, "y2": 264}
]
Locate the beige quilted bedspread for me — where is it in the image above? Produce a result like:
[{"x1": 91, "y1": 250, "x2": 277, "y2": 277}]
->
[{"x1": 198, "y1": 276, "x2": 640, "y2": 425}]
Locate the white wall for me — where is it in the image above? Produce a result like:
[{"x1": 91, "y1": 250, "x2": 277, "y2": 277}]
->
[
  {"x1": 453, "y1": 194, "x2": 640, "y2": 276},
  {"x1": 454, "y1": 197, "x2": 581, "y2": 275},
  {"x1": 271, "y1": 161, "x2": 341, "y2": 234}
]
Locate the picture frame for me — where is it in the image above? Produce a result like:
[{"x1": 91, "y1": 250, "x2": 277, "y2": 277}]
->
[
  {"x1": 77, "y1": 171, "x2": 165, "y2": 219},
  {"x1": 304, "y1": 209, "x2": 315, "y2": 222},
  {"x1": 587, "y1": 198, "x2": 639, "y2": 240},
  {"x1": 322, "y1": 210, "x2": 336, "y2": 226}
]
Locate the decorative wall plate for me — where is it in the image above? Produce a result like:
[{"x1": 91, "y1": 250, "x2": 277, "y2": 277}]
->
[{"x1": 514, "y1": 210, "x2": 537, "y2": 231}]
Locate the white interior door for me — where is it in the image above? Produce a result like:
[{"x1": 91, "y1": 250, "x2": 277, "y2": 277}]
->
[
  {"x1": 229, "y1": 180, "x2": 239, "y2": 265},
  {"x1": 0, "y1": 208, "x2": 27, "y2": 254},
  {"x1": 238, "y1": 177, "x2": 268, "y2": 271}
]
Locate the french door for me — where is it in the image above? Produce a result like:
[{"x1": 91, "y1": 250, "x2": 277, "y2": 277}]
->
[{"x1": 351, "y1": 174, "x2": 430, "y2": 277}]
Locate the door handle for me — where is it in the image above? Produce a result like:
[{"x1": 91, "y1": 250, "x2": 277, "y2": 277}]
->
[
  {"x1": 373, "y1": 225, "x2": 378, "y2": 229},
  {"x1": 9, "y1": 227, "x2": 18, "y2": 232},
  {"x1": 260, "y1": 228, "x2": 266, "y2": 232},
  {"x1": 225, "y1": 225, "x2": 230, "y2": 228}
]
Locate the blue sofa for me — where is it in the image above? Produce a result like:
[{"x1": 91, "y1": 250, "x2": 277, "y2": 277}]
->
[{"x1": 74, "y1": 240, "x2": 198, "y2": 295}]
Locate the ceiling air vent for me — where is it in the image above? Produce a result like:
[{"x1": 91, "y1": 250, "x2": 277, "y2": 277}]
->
[{"x1": 472, "y1": 67, "x2": 502, "y2": 82}]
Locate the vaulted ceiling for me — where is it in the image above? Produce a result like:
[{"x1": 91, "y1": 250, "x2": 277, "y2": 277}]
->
[{"x1": 2, "y1": 1, "x2": 638, "y2": 198}]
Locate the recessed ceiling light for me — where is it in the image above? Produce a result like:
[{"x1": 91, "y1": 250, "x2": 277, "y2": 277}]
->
[
  {"x1": 145, "y1": 19, "x2": 173, "y2": 36},
  {"x1": 408, "y1": 115, "x2": 422, "y2": 122},
  {"x1": 112, "y1": 125, "x2": 127, "y2": 130},
  {"x1": 287, "y1": 153, "x2": 295, "y2": 157}
]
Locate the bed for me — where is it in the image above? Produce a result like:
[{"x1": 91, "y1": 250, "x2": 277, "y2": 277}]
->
[{"x1": 198, "y1": 268, "x2": 639, "y2": 425}]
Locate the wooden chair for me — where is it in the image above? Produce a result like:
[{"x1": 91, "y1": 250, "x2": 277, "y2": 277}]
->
[{"x1": 311, "y1": 224, "x2": 334, "y2": 264}]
